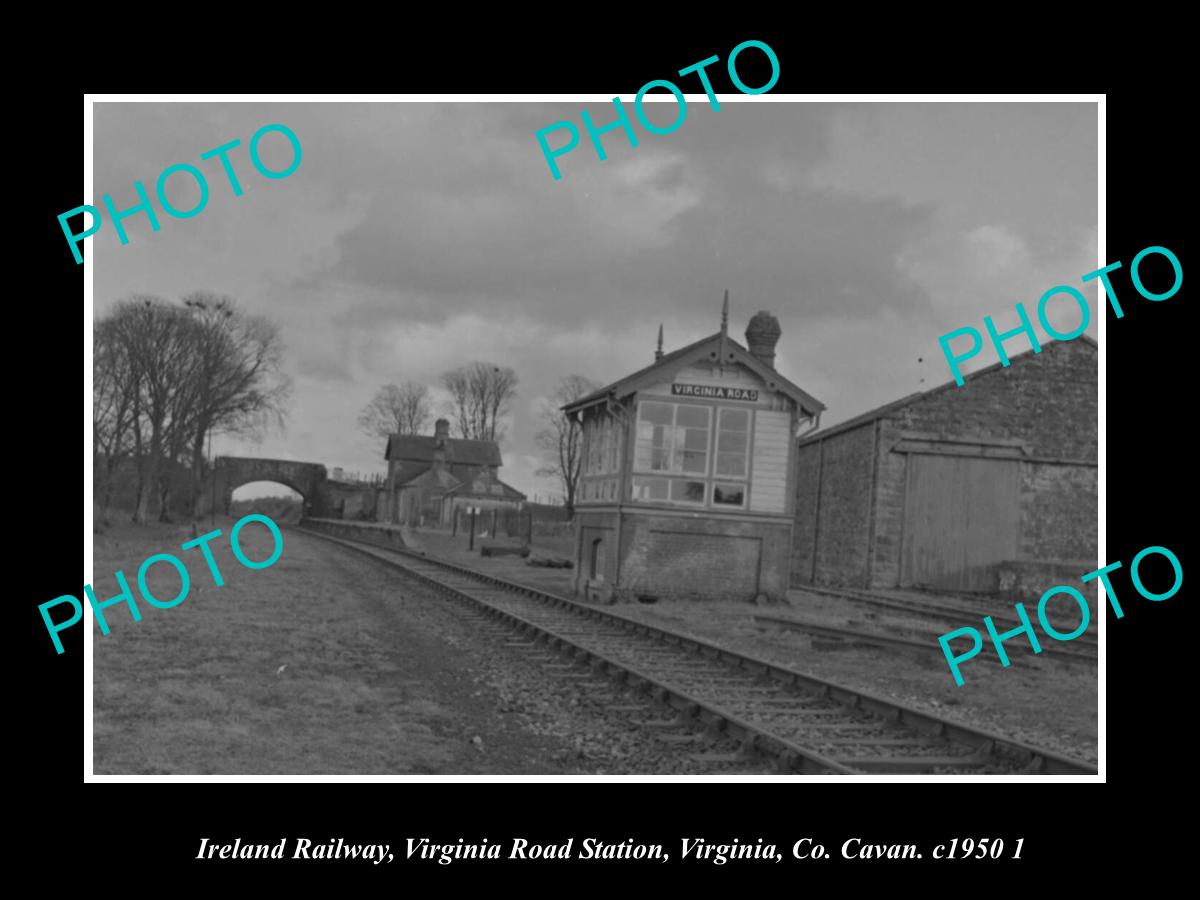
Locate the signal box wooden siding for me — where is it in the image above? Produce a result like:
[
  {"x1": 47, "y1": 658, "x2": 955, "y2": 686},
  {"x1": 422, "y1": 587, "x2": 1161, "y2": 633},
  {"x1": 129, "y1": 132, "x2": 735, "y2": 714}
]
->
[{"x1": 563, "y1": 308, "x2": 824, "y2": 604}]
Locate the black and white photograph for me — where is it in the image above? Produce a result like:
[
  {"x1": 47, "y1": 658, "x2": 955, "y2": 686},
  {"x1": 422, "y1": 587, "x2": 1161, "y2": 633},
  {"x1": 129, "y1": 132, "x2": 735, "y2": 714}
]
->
[{"x1": 80, "y1": 95, "x2": 1105, "y2": 780}]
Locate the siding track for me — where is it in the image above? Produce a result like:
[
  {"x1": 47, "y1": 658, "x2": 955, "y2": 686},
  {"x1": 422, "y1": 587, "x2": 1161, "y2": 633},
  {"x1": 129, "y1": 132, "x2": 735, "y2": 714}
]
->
[
  {"x1": 752, "y1": 613, "x2": 1097, "y2": 666},
  {"x1": 794, "y1": 583, "x2": 1098, "y2": 656}
]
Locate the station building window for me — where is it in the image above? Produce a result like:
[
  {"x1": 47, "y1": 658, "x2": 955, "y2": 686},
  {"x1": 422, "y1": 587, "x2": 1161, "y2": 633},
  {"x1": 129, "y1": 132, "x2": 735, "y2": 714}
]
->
[
  {"x1": 579, "y1": 413, "x2": 623, "y2": 505},
  {"x1": 712, "y1": 408, "x2": 749, "y2": 508},
  {"x1": 583, "y1": 416, "x2": 622, "y2": 477},
  {"x1": 713, "y1": 482, "x2": 745, "y2": 506},
  {"x1": 632, "y1": 400, "x2": 750, "y2": 509}
]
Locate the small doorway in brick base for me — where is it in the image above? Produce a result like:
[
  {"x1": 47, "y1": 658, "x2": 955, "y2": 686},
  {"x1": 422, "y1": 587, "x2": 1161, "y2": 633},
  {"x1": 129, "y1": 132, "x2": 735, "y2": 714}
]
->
[{"x1": 590, "y1": 538, "x2": 606, "y2": 581}]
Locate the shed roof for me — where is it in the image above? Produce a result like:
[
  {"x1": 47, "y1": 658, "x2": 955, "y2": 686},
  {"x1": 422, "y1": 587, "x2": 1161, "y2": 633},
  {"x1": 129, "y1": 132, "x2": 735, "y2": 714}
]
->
[
  {"x1": 562, "y1": 331, "x2": 825, "y2": 418},
  {"x1": 798, "y1": 334, "x2": 1096, "y2": 446}
]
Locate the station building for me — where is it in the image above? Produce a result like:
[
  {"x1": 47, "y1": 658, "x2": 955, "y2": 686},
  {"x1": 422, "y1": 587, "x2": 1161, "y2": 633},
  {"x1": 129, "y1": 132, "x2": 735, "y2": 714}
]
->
[
  {"x1": 563, "y1": 302, "x2": 825, "y2": 604},
  {"x1": 381, "y1": 418, "x2": 526, "y2": 527},
  {"x1": 791, "y1": 336, "x2": 1097, "y2": 597}
]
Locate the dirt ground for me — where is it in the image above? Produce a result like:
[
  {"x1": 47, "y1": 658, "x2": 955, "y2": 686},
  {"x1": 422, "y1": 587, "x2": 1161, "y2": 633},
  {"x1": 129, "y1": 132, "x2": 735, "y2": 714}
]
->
[
  {"x1": 91, "y1": 519, "x2": 781, "y2": 776},
  {"x1": 92, "y1": 518, "x2": 583, "y2": 774}
]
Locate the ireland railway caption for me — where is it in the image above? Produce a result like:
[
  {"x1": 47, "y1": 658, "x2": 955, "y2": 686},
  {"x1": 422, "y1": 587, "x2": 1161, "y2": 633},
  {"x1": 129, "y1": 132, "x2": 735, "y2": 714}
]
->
[{"x1": 197, "y1": 836, "x2": 1026, "y2": 864}]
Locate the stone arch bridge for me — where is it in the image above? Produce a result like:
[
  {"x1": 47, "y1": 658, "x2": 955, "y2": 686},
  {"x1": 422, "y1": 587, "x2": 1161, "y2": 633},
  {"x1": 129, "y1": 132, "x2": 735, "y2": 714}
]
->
[{"x1": 198, "y1": 456, "x2": 333, "y2": 518}]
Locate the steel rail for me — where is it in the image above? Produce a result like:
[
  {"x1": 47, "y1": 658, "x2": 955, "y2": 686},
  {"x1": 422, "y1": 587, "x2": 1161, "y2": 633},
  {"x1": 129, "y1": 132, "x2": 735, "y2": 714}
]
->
[
  {"x1": 298, "y1": 525, "x2": 1098, "y2": 777},
  {"x1": 795, "y1": 583, "x2": 1099, "y2": 652},
  {"x1": 752, "y1": 614, "x2": 1097, "y2": 666}
]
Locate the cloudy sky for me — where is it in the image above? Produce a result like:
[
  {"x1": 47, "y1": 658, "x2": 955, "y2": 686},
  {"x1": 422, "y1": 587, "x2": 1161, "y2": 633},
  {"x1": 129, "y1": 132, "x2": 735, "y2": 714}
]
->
[{"x1": 93, "y1": 100, "x2": 1098, "y2": 500}]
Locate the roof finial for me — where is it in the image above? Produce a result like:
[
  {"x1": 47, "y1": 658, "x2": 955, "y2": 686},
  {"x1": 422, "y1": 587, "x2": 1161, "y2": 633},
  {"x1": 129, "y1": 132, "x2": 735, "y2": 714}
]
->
[
  {"x1": 717, "y1": 290, "x2": 730, "y2": 367},
  {"x1": 655, "y1": 323, "x2": 664, "y2": 361}
]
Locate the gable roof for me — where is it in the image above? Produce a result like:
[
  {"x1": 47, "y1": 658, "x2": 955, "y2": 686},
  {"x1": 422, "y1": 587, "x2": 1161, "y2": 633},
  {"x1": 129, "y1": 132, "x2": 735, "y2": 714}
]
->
[
  {"x1": 394, "y1": 464, "x2": 527, "y2": 501},
  {"x1": 384, "y1": 434, "x2": 502, "y2": 467},
  {"x1": 562, "y1": 331, "x2": 825, "y2": 418},
  {"x1": 396, "y1": 465, "x2": 462, "y2": 491},
  {"x1": 446, "y1": 476, "x2": 527, "y2": 501},
  {"x1": 394, "y1": 461, "x2": 500, "y2": 488},
  {"x1": 798, "y1": 334, "x2": 1096, "y2": 446}
]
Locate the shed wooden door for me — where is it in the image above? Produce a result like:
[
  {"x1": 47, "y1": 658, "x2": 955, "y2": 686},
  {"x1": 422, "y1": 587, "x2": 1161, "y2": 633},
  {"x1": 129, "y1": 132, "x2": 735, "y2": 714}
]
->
[{"x1": 900, "y1": 455, "x2": 1019, "y2": 592}]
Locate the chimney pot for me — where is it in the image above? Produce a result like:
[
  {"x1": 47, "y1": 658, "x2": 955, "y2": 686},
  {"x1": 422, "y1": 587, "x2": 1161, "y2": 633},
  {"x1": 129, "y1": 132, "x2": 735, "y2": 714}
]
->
[
  {"x1": 745, "y1": 311, "x2": 782, "y2": 370},
  {"x1": 432, "y1": 419, "x2": 449, "y2": 473}
]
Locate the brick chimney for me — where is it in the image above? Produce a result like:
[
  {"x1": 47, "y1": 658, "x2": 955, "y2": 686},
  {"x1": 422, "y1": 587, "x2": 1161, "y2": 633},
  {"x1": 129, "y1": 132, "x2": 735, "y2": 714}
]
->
[
  {"x1": 745, "y1": 311, "x2": 782, "y2": 370},
  {"x1": 432, "y1": 418, "x2": 450, "y2": 472}
]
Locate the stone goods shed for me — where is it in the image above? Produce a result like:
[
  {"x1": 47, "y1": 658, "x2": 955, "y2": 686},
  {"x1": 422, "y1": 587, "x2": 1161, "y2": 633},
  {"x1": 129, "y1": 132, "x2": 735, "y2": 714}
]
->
[{"x1": 791, "y1": 336, "x2": 1097, "y2": 596}]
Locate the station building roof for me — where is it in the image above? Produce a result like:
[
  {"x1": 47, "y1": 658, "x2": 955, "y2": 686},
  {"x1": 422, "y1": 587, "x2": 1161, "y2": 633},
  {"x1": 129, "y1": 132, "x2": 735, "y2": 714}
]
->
[
  {"x1": 562, "y1": 330, "x2": 826, "y2": 420},
  {"x1": 384, "y1": 434, "x2": 503, "y2": 468}
]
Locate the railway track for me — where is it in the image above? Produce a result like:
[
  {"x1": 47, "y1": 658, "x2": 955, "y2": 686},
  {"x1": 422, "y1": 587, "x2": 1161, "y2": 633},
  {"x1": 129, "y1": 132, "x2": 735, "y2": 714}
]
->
[
  {"x1": 752, "y1": 613, "x2": 1097, "y2": 666},
  {"x1": 796, "y1": 584, "x2": 1099, "y2": 656},
  {"x1": 299, "y1": 526, "x2": 1098, "y2": 777}
]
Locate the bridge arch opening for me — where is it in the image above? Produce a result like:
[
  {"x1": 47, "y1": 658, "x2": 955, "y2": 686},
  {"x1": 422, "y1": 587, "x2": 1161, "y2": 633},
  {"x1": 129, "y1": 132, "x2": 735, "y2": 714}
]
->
[
  {"x1": 203, "y1": 456, "x2": 328, "y2": 520},
  {"x1": 230, "y1": 481, "x2": 305, "y2": 524}
]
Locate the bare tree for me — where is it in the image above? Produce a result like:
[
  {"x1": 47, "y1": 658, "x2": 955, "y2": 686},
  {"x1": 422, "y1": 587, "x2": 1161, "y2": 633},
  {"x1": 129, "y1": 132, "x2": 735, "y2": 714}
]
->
[
  {"x1": 480, "y1": 365, "x2": 519, "y2": 443},
  {"x1": 179, "y1": 293, "x2": 291, "y2": 516},
  {"x1": 93, "y1": 318, "x2": 137, "y2": 524},
  {"x1": 441, "y1": 367, "x2": 477, "y2": 440},
  {"x1": 534, "y1": 375, "x2": 598, "y2": 520},
  {"x1": 104, "y1": 297, "x2": 197, "y2": 523},
  {"x1": 441, "y1": 362, "x2": 519, "y2": 441},
  {"x1": 94, "y1": 294, "x2": 291, "y2": 523},
  {"x1": 357, "y1": 382, "x2": 433, "y2": 441}
]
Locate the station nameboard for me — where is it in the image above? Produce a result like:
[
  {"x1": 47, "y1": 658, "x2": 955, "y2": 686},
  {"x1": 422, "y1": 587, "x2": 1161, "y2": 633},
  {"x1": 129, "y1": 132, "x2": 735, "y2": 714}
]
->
[{"x1": 671, "y1": 384, "x2": 759, "y2": 401}]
